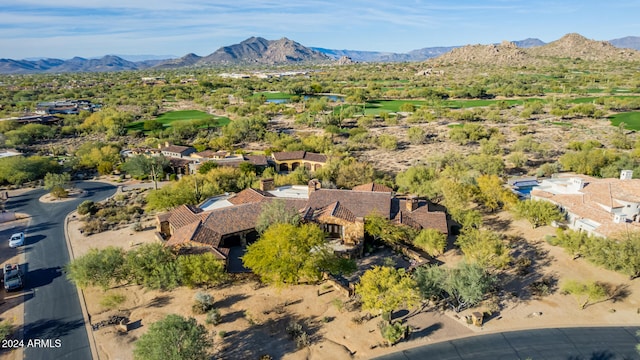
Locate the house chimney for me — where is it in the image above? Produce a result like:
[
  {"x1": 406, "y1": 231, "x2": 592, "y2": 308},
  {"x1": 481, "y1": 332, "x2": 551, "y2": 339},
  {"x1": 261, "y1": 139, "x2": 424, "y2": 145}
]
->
[
  {"x1": 620, "y1": 170, "x2": 633, "y2": 180},
  {"x1": 406, "y1": 196, "x2": 418, "y2": 212},
  {"x1": 570, "y1": 177, "x2": 585, "y2": 192},
  {"x1": 614, "y1": 213, "x2": 627, "y2": 224},
  {"x1": 259, "y1": 178, "x2": 274, "y2": 191},
  {"x1": 308, "y1": 179, "x2": 321, "y2": 195}
]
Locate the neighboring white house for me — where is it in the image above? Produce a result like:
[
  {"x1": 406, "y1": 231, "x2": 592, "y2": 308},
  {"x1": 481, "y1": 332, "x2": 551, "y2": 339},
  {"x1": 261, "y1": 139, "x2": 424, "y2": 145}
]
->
[{"x1": 531, "y1": 170, "x2": 640, "y2": 237}]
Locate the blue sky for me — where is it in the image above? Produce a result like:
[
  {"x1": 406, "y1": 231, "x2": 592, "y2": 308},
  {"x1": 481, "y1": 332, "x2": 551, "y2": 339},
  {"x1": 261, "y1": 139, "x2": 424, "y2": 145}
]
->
[{"x1": 2, "y1": 0, "x2": 639, "y2": 60}]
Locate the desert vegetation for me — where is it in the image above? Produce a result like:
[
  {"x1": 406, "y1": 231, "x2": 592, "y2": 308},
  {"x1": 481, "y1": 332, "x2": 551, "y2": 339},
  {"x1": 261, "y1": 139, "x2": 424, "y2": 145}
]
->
[{"x1": 3, "y1": 34, "x2": 640, "y2": 358}]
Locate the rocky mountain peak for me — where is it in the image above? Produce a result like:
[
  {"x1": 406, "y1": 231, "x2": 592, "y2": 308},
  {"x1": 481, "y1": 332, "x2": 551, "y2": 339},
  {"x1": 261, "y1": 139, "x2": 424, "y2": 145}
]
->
[{"x1": 529, "y1": 32, "x2": 640, "y2": 61}]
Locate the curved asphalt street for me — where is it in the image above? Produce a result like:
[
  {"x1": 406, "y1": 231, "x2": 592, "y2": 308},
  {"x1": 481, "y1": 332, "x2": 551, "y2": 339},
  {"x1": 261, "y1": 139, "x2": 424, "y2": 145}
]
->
[
  {"x1": 6, "y1": 182, "x2": 116, "y2": 360},
  {"x1": 374, "y1": 326, "x2": 640, "y2": 360}
]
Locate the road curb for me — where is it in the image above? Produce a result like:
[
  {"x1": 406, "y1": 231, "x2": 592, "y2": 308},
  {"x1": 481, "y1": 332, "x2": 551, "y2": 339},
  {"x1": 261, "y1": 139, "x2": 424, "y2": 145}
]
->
[{"x1": 64, "y1": 210, "x2": 100, "y2": 360}]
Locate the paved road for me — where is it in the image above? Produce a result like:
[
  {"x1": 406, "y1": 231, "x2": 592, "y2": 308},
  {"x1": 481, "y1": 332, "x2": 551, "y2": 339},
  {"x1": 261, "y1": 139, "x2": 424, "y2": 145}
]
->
[
  {"x1": 374, "y1": 326, "x2": 640, "y2": 360},
  {"x1": 6, "y1": 182, "x2": 116, "y2": 360}
]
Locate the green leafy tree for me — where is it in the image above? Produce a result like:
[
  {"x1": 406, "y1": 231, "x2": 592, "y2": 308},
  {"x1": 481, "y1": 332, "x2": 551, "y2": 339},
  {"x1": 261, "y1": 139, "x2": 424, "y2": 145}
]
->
[
  {"x1": 550, "y1": 229, "x2": 640, "y2": 279},
  {"x1": 65, "y1": 247, "x2": 127, "y2": 290},
  {"x1": 365, "y1": 213, "x2": 415, "y2": 245},
  {"x1": 507, "y1": 151, "x2": 528, "y2": 168},
  {"x1": 242, "y1": 223, "x2": 353, "y2": 286},
  {"x1": 455, "y1": 228, "x2": 511, "y2": 269},
  {"x1": 395, "y1": 165, "x2": 439, "y2": 199},
  {"x1": 146, "y1": 169, "x2": 244, "y2": 211},
  {"x1": 125, "y1": 243, "x2": 178, "y2": 290},
  {"x1": 413, "y1": 229, "x2": 447, "y2": 257},
  {"x1": 44, "y1": 172, "x2": 71, "y2": 199},
  {"x1": 197, "y1": 161, "x2": 218, "y2": 174},
  {"x1": 475, "y1": 174, "x2": 517, "y2": 212},
  {"x1": 513, "y1": 199, "x2": 563, "y2": 228},
  {"x1": 335, "y1": 158, "x2": 375, "y2": 189},
  {"x1": 255, "y1": 199, "x2": 301, "y2": 233},
  {"x1": 176, "y1": 253, "x2": 227, "y2": 288},
  {"x1": 356, "y1": 266, "x2": 419, "y2": 322},
  {"x1": 133, "y1": 314, "x2": 210, "y2": 360},
  {"x1": 414, "y1": 262, "x2": 496, "y2": 312},
  {"x1": 561, "y1": 280, "x2": 609, "y2": 309},
  {"x1": 74, "y1": 142, "x2": 121, "y2": 174},
  {"x1": 143, "y1": 120, "x2": 164, "y2": 131},
  {"x1": 0, "y1": 156, "x2": 60, "y2": 185},
  {"x1": 121, "y1": 155, "x2": 169, "y2": 190}
]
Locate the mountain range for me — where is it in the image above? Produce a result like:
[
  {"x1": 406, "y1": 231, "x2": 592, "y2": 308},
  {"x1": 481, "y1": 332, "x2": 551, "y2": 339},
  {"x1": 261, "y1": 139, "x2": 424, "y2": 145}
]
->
[{"x1": 1, "y1": 35, "x2": 639, "y2": 74}]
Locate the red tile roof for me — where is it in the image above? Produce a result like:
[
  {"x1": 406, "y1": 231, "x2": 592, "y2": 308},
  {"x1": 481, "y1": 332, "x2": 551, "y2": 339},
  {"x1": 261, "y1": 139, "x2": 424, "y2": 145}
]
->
[
  {"x1": 272, "y1": 150, "x2": 305, "y2": 161},
  {"x1": 308, "y1": 189, "x2": 392, "y2": 218},
  {"x1": 307, "y1": 201, "x2": 357, "y2": 223},
  {"x1": 352, "y1": 182, "x2": 393, "y2": 193},
  {"x1": 272, "y1": 151, "x2": 327, "y2": 163},
  {"x1": 244, "y1": 154, "x2": 269, "y2": 166},
  {"x1": 167, "y1": 204, "x2": 202, "y2": 229},
  {"x1": 161, "y1": 145, "x2": 194, "y2": 154},
  {"x1": 395, "y1": 207, "x2": 448, "y2": 234},
  {"x1": 302, "y1": 152, "x2": 327, "y2": 163},
  {"x1": 228, "y1": 188, "x2": 274, "y2": 205},
  {"x1": 194, "y1": 150, "x2": 228, "y2": 158}
]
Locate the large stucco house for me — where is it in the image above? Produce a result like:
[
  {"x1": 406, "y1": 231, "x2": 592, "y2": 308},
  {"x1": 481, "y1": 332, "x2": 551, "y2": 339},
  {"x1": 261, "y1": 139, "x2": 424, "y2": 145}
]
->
[
  {"x1": 530, "y1": 170, "x2": 640, "y2": 238},
  {"x1": 157, "y1": 180, "x2": 448, "y2": 271}
]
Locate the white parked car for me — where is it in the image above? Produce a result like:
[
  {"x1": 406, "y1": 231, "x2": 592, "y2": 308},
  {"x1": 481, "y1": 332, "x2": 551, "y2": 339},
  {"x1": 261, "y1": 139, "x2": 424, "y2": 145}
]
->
[{"x1": 8, "y1": 232, "x2": 25, "y2": 248}]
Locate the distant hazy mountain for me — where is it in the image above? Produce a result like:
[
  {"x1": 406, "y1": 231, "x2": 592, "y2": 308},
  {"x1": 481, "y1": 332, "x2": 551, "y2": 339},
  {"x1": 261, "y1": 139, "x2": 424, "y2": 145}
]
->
[
  {"x1": 199, "y1": 36, "x2": 330, "y2": 65},
  {"x1": 608, "y1": 36, "x2": 640, "y2": 51},
  {"x1": 153, "y1": 53, "x2": 203, "y2": 69},
  {"x1": 313, "y1": 38, "x2": 545, "y2": 63},
  {"x1": 0, "y1": 34, "x2": 638, "y2": 74},
  {"x1": 112, "y1": 54, "x2": 177, "y2": 62},
  {"x1": 512, "y1": 38, "x2": 546, "y2": 48}
]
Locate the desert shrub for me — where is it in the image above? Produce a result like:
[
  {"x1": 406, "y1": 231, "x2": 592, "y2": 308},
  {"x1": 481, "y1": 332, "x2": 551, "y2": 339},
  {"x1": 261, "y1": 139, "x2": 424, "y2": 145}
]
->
[
  {"x1": 50, "y1": 186, "x2": 68, "y2": 199},
  {"x1": 378, "y1": 321, "x2": 407, "y2": 345},
  {"x1": 529, "y1": 276, "x2": 555, "y2": 297},
  {"x1": 126, "y1": 205, "x2": 144, "y2": 215},
  {"x1": 515, "y1": 257, "x2": 532, "y2": 275},
  {"x1": 100, "y1": 293, "x2": 126, "y2": 310},
  {"x1": 205, "y1": 308, "x2": 221, "y2": 325},
  {"x1": 377, "y1": 134, "x2": 398, "y2": 150},
  {"x1": 331, "y1": 298, "x2": 344, "y2": 312},
  {"x1": 95, "y1": 207, "x2": 118, "y2": 219},
  {"x1": 131, "y1": 222, "x2": 143, "y2": 232},
  {"x1": 80, "y1": 219, "x2": 108, "y2": 235},
  {"x1": 286, "y1": 321, "x2": 310, "y2": 349},
  {"x1": 0, "y1": 320, "x2": 12, "y2": 340},
  {"x1": 286, "y1": 321, "x2": 304, "y2": 338},
  {"x1": 192, "y1": 292, "x2": 215, "y2": 315},
  {"x1": 77, "y1": 200, "x2": 96, "y2": 216},
  {"x1": 295, "y1": 332, "x2": 310, "y2": 349}
]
